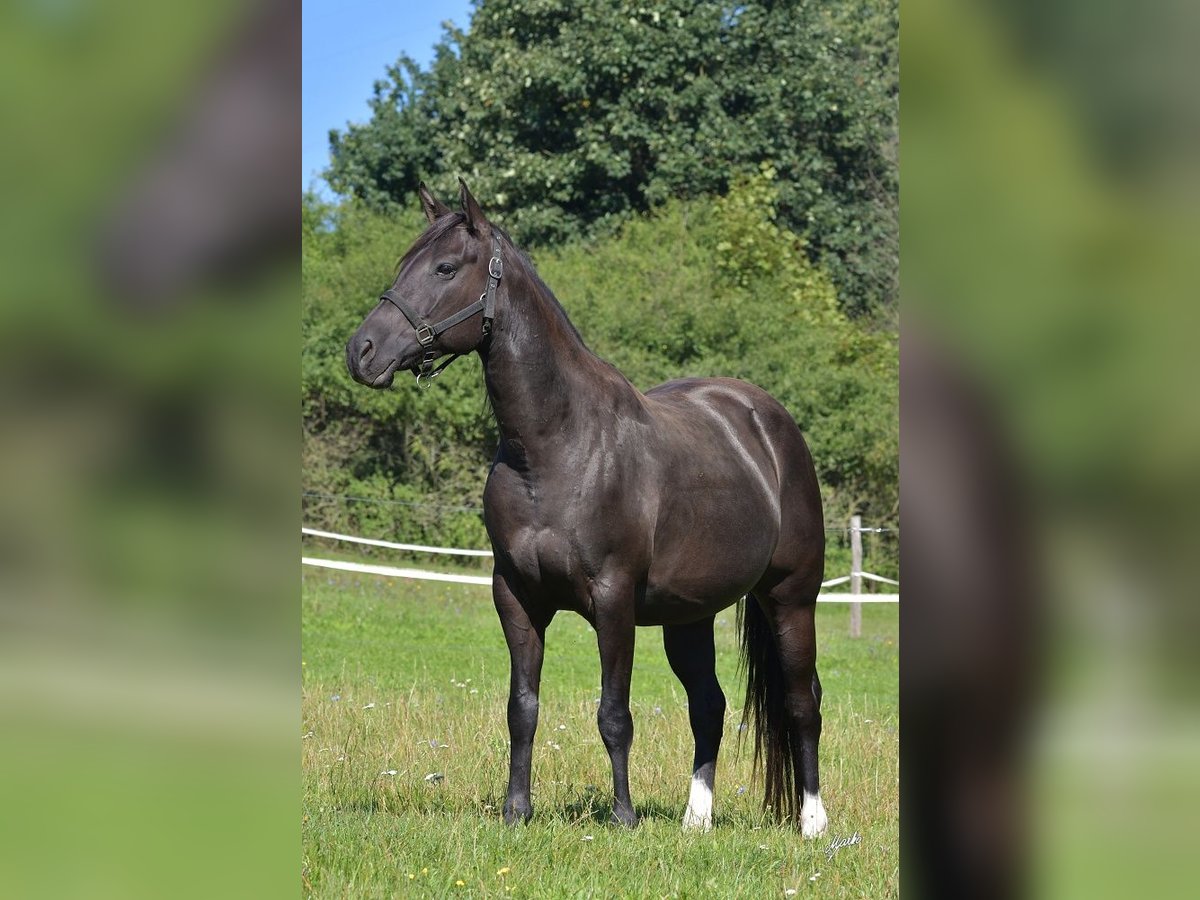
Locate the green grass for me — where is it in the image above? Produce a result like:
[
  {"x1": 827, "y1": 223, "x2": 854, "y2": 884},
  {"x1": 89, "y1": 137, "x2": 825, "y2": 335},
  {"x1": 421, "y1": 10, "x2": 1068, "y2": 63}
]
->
[{"x1": 302, "y1": 567, "x2": 898, "y2": 898}]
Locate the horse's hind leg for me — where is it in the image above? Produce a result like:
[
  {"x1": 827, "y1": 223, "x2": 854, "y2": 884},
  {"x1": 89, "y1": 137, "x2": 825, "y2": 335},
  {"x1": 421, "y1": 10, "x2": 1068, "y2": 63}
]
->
[
  {"x1": 663, "y1": 616, "x2": 726, "y2": 831},
  {"x1": 749, "y1": 578, "x2": 827, "y2": 837},
  {"x1": 770, "y1": 596, "x2": 827, "y2": 838}
]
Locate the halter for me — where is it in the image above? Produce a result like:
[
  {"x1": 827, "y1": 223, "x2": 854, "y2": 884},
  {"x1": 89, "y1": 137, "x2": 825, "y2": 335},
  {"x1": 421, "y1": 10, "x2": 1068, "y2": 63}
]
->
[{"x1": 379, "y1": 234, "x2": 502, "y2": 388}]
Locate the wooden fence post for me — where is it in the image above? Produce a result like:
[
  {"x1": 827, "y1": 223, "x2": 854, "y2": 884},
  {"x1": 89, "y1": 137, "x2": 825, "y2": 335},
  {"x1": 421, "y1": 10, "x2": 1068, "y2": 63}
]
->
[{"x1": 850, "y1": 515, "x2": 862, "y2": 638}]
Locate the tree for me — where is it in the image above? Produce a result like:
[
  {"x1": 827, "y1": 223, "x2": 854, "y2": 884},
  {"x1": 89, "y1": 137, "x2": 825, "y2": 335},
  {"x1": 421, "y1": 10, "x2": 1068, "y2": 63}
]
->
[{"x1": 327, "y1": 0, "x2": 897, "y2": 318}]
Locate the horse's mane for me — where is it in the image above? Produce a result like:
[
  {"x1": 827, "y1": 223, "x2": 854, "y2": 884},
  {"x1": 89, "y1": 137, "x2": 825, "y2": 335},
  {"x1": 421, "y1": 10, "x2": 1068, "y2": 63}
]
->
[{"x1": 494, "y1": 229, "x2": 592, "y2": 350}]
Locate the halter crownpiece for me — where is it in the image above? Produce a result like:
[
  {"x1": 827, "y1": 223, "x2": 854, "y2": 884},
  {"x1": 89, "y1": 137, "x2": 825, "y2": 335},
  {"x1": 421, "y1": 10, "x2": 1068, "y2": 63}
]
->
[{"x1": 379, "y1": 234, "x2": 502, "y2": 388}]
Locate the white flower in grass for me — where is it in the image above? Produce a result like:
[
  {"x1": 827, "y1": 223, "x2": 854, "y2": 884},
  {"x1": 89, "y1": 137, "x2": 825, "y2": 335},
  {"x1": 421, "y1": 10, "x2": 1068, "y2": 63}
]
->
[
  {"x1": 581, "y1": 835, "x2": 593, "y2": 842},
  {"x1": 380, "y1": 769, "x2": 397, "y2": 776},
  {"x1": 785, "y1": 891, "x2": 797, "y2": 897},
  {"x1": 425, "y1": 772, "x2": 444, "y2": 783}
]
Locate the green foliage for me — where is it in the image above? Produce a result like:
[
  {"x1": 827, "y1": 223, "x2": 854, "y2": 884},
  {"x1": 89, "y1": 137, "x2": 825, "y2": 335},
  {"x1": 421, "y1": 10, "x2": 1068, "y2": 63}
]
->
[
  {"x1": 538, "y1": 169, "x2": 898, "y2": 535},
  {"x1": 302, "y1": 196, "x2": 495, "y2": 550},
  {"x1": 327, "y1": 0, "x2": 898, "y2": 317},
  {"x1": 302, "y1": 172, "x2": 897, "y2": 572}
]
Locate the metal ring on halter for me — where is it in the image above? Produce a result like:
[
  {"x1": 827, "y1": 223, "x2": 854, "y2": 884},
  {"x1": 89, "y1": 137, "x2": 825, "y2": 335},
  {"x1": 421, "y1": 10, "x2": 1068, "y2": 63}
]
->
[
  {"x1": 415, "y1": 348, "x2": 438, "y2": 388},
  {"x1": 488, "y1": 256, "x2": 503, "y2": 280},
  {"x1": 478, "y1": 292, "x2": 493, "y2": 336}
]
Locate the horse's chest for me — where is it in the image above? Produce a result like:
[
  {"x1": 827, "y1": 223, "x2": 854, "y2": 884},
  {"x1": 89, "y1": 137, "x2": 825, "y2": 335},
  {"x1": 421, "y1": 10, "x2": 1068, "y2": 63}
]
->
[
  {"x1": 485, "y1": 461, "x2": 644, "y2": 610},
  {"x1": 500, "y1": 523, "x2": 592, "y2": 601}
]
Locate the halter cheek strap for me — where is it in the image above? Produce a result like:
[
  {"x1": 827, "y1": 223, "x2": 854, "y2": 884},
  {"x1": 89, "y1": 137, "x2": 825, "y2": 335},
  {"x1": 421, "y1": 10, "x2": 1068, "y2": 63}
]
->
[{"x1": 379, "y1": 234, "x2": 502, "y2": 388}]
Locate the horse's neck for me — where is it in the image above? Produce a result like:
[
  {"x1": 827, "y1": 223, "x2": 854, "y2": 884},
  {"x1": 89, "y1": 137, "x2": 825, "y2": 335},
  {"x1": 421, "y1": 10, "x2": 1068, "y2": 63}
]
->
[{"x1": 480, "y1": 264, "x2": 639, "y2": 460}]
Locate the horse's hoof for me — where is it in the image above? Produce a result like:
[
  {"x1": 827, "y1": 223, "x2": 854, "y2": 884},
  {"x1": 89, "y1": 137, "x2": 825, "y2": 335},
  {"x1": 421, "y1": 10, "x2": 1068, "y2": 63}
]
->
[
  {"x1": 611, "y1": 807, "x2": 639, "y2": 828},
  {"x1": 502, "y1": 801, "x2": 533, "y2": 825},
  {"x1": 800, "y1": 791, "x2": 828, "y2": 838}
]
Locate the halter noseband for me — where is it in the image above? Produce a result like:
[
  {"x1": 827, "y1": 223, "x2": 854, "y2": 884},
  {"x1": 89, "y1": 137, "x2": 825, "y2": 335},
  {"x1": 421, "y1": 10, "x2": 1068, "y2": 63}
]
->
[{"x1": 379, "y1": 234, "x2": 502, "y2": 388}]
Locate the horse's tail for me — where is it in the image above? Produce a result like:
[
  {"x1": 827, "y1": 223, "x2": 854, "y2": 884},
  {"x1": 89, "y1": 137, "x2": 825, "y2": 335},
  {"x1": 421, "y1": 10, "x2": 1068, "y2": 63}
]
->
[{"x1": 737, "y1": 591, "x2": 798, "y2": 822}]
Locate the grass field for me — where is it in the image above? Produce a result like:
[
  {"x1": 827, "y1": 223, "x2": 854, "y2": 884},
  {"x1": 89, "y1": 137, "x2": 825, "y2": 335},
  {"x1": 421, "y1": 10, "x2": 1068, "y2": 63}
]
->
[{"x1": 302, "y1": 565, "x2": 898, "y2": 898}]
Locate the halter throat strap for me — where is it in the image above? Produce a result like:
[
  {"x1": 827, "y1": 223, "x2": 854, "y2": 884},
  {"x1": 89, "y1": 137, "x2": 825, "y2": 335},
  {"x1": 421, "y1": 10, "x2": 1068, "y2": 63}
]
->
[{"x1": 379, "y1": 234, "x2": 502, "y2": 387}]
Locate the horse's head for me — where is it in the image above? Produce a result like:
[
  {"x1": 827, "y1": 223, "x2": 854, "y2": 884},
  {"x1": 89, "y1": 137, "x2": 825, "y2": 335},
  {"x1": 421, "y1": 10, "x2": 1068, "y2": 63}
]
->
[{"x1": 346, "y1": 180, "x2": 501, "y2": 389}]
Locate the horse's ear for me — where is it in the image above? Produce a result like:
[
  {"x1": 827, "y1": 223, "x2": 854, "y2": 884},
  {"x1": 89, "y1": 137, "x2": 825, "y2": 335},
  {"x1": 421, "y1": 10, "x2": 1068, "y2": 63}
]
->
[
  {"x1": 459, "y1": 178, "x2": 488, "y2": 234},
  {"x1": 418, "y1": 182, "x2": 451, "y2": 224}
]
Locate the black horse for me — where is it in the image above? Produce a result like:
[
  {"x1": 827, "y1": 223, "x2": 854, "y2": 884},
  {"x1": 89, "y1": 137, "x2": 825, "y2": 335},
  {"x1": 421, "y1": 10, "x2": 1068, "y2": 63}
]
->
[{"x1": 346, "y1": 182, "x2": 828, "y2": 835}]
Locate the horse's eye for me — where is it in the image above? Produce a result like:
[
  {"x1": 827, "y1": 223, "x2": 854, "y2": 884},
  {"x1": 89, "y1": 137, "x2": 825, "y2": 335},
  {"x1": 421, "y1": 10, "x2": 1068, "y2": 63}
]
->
[{"x1": 436, "y1": 262, "x2": 456, "y2": 277}]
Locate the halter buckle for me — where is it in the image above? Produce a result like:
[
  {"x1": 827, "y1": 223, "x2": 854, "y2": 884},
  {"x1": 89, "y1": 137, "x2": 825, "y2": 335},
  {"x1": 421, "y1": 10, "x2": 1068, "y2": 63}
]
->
[
  {"x1": 415, "y1": 323, "x2": 434, "y2": 346},
  {"x1": 488, "y1": 256, "x2": 503, "y2": 280}
]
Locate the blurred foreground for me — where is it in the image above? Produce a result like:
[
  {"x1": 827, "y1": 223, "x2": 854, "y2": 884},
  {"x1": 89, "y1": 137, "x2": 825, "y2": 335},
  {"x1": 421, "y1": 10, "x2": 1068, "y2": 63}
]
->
[
  {"x1": 0, "y1": 1, "x2": 297, "y2": 897},
  {"x1": 904, "y1": 0, "x2": 1200, "y2": 896}
]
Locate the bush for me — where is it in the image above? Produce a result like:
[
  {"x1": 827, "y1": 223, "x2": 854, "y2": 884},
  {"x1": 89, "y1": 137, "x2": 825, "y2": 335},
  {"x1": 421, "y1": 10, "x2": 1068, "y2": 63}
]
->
[{"x1": 302, "y1": 173, "x2": 897, "y2": 575}]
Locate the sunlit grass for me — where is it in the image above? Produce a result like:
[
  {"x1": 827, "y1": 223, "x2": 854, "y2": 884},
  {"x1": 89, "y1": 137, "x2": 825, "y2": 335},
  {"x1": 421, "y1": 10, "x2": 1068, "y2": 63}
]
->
[{"x1": 302, "y1": 568, "x2": 898, "y2": 897}]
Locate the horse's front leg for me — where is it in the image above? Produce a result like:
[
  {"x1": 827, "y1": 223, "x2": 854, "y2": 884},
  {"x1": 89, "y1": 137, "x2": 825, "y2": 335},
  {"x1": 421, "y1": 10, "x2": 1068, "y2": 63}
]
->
[
  {"x1": 593, "y1": 583, "x2": 638, "y2": 827},
  {"x1": 493, "y1": 571, "x2": 552, "y2": 825}
]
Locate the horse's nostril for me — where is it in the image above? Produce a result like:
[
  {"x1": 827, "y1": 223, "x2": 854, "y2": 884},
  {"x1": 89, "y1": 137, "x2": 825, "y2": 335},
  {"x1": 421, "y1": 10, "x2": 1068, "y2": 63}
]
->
[{"x1": 358, "y1": 338, "x2": 374, "y2": 364}]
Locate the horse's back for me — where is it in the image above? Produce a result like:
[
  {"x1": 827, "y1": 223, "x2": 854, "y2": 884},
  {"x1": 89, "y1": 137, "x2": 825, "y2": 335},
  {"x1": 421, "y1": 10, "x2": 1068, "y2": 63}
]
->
[
  {"x1": 645, "y1": 376, "x2": 798, "y2": 438},
  {"x1": 644, "y1": 376, "x2": 815, "y2": 479}
]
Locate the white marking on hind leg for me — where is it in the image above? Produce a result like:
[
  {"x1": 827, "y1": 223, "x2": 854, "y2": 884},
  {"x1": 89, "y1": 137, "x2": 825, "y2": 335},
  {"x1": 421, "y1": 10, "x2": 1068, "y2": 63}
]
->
[
  {"x1": 681, "y1": 774, "x2": 714, "y2": 831},
  {"x1": 801, "y1": 790, "x2": 828, "y2": 838}
]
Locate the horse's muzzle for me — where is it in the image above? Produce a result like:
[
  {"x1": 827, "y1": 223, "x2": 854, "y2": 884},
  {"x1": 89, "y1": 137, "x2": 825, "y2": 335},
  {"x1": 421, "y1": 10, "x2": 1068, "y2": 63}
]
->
[{"x1": 346, "y1": 333, "x2": 397, "y2": 388}]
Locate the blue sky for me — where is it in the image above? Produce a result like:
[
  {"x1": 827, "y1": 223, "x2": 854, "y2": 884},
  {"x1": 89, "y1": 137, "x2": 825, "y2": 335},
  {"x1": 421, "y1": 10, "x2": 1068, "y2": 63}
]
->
[{"x1": 302, "y1": 0, "x2": 476, "y2": 197}]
